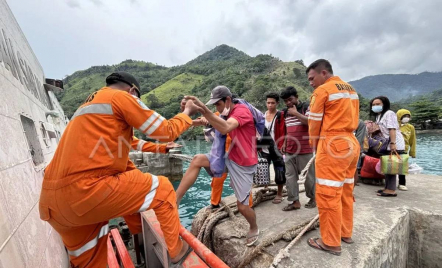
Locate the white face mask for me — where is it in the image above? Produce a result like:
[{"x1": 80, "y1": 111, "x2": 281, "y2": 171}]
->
[
  {"x1": 221, "y1": 106, "x2": 230, "y2": 116},
  {"x1": 402, "y1": 117, "x2": 410, "y2": 123},
  {"x1": 220, "y1": 99, "x2": 230, "y2": 116}
]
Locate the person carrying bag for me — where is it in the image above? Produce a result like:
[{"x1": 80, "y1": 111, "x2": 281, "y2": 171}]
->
[
  {"x1": 253, "y1": 152, "x2": 270, "y2": 186},
  {"x1": 369, "y1": 96, "x2": 406, "y2": 197},
  {"x1": 365, "y1": 120, "x2": 390, "y2": 156},
  {"x1": 381, "y1": 151, "x2": 409, "y2": 175}
]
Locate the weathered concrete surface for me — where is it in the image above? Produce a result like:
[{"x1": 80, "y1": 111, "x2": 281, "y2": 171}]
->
[
  {"x1": 408, "y1": 210, "x2": 442, "y2": 268},
  {"x1": 129, "y1": 149, "x2": 183, "y2": 181},
  {"x1": 0, "y1": 1, "x2": 69, "y2": 267},
  {"x1": 207, "y1": 174, "x2": 442, "y2": 268}
]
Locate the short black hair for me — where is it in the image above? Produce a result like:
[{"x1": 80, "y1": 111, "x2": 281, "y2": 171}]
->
[
  {"x1": 220, "y1": 93, "x2": 237, "y2": 103},
  {"x1": 306, "y1": 59, "x2": 333, "y2": 75},
  {"x1": 266, "y1": 92, "x2": 279, "y2": 102},
  {"x1": 369, "y1": 96, "x2": 391, "y2": 119},
  {"x1": 280, "y1": 86, "x2": 298, "y2": 99}
]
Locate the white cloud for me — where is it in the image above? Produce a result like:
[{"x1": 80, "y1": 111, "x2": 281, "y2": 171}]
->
[
  {"x1": 66, "y1": 0, "x2": 80, "y2": 9},
  {"x1": 6, "y1": 0, "x2": 442, "y2": 81},
  {"x1": 88, "y1": 0, "x2": 103, "y2": 6}
]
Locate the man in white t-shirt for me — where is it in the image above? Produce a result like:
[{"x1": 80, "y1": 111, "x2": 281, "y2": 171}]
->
[{"x1": 259, "y1": 93, "x2": 286, "y2": 203}]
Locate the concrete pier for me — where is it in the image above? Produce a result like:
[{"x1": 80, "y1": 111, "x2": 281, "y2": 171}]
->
[
  {"x1": 201, "y1": 174, "x2": 442, "y2": 268},
  {"x1": 129, "y1": 149, "x2": 183, "y2": 181}
]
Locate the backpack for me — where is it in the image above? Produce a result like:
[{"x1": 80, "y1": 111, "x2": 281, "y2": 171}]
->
[
  {"x1": 204, "y1": 115, "x2": 228, "y2": 178},
  {"x1": 234, "y1": 99, "x2": 265, "y2": 137},
  {"x1": 364, "y1": 120, "x2": 381, "y2": 136},
  {"x1": 364, "y1": 120, "x2": 389, "y2": 155}
]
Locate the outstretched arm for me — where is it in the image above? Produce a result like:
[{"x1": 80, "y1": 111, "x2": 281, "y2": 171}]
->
[
  {"x1": 113, "y1": 92, "x2": 200, "y2": 142},
  {"x1": 184, "y1": 96, "x2": 239, "y2": 135},
  {"x1": 132, "y1": 136, "x2": 182, "y2": 154}
]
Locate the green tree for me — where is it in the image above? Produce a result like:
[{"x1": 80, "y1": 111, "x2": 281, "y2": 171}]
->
[
  {"x1": 145, "y1": 94, "x2": 163, "y2": 109},
  {"x1": 295, "y1": 59, "x2": 305, "y2": 66},
  {"x1": 293, "y1": 68, "x2": 301, "y2": 78},
  {"x1": 410, "y1": 98, "x2": 441, "y2": 129}
]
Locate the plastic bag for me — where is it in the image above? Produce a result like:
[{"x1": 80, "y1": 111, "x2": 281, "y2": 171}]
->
[
  {"x1": 408, "y1": 161, "x2": 423, "y2": 175},
  {"x1": 360, "y1": 155, "x2": 385, "y2": 179}
]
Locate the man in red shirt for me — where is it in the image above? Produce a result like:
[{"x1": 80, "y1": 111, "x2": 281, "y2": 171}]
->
[
  {"x1": 178, "y1": 86, "x2": 259, "y2": 246},
  {"x1": 274, "y1": 86, "x2": 316, "y2": 211}
]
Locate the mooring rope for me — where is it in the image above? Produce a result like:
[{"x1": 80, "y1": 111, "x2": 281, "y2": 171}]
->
[
  {"x1": 269, "y1": 214, "x2": 319, "y2": 268},
  {"x1": 237, "y1": 215, "x2": 319, "y2": 268},
  {"x1": 188, "y1": 153, "x2": 317, "y2": 267},
  {"x1": 297, "y1": 154, "x2": 315, "y2": 185}
]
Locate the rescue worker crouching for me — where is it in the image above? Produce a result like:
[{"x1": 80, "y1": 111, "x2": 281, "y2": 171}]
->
[
  {"x1": 39, "y1": 71, "x2": 199, "y2": 268},
  {"x1": 305, "y1": 60, "x2": 360, "y2": 256}
]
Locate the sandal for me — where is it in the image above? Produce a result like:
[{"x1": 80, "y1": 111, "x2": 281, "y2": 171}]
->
[
  {"x1": 170, "y1": 244, "x2": 193, "y2": 267},
  {"x1": 376, "y1": 189, "x2": 385, "y2": 193},
  {"x1": 377, "y1": 192, "x2": 397, "y2": 197},
  {"x1": 305, "y1": 199, "x2": 316, "y2": 209},
  {"x1": 246, "y1": 229, "x2": 260, "y2": 247},
  {"x1": 307, "y1": 237, "x2": 341, "y2": 256},
  {"x1": 341, "y1": 237, "x2": 354, "y2": 244},
  {"x1": 272, "y1": 196, "x2": 284, "y2": 204},
  {"x1": 282, "y1": 203, "x2": 300, "y2": 211},
  {"x1": 210, "y1": 204, "x2": 220, "y2": 209}
]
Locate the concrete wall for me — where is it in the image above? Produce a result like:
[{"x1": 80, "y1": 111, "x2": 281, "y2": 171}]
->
[
  {"x1": 408, "y1": 210, "x2": 442, "y2": 268},
  {"x1": 0, "y1": 1, "x2": 69, "y2": 267},
  {"x1": 129, "y1": 149, "x2": 183, "y2": 181},
  {"x1": 362, "y1": 209, "x2": 410, "y2": 268}
]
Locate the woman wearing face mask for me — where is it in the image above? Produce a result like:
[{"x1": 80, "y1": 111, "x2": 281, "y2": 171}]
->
[
  {"x1": 369, "y1": 96, "x2": 406, "y2": 197},
  {"x1": 396, "y1": 109, "x2": 417, "y2": 191}
]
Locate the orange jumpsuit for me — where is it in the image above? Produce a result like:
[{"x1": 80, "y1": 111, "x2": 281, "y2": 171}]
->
[
  {"x1": 308, "y1": 76, "x2": 360, "y2": 247},
  {"x1": 132, "y1": 136, "x2": 168, "y2": 154},
  {"x1": 39, "y1": 87, "x2": 191, "y2": 267}
]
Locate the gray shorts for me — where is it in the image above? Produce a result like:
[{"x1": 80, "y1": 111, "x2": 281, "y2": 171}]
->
[{"x1": 225, "y1": 158, "x2": 257, "y2": 205}]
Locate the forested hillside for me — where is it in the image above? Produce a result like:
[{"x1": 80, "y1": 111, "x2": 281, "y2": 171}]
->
[
  {"x1": 57, "y1": 44, "x2": 441, "y2": 136},
  {"x1": 57, "y1": 45, "x2": 312, "y2": 122},
  {"x1": 349, "y1": 72, "x2": 442, "y2": 102}
]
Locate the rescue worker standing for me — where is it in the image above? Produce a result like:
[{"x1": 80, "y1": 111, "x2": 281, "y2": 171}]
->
[
  {"x1": 305, "y1": 60, "x2": 360, "y2": 256},
  {"x1": 39, "y1": 71, "x2": 199, "y2": 267}
]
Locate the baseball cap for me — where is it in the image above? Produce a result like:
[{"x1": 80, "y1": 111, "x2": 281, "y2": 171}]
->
[
  {"x1": 206, "y1": 86, "x2": 232, "y2": 105},
  {"x1": 106, "y1": 71, "x2": 141, "y2": 97}
]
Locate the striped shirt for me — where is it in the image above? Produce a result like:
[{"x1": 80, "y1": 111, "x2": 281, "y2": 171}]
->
[{"x1": 285, "y1": 101, "x2": 313, "y2": 154}]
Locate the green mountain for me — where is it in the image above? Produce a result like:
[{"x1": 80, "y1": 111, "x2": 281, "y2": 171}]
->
[
  {"x1": 349, "y1": 72, "x2": 442, "y2": 102},
  {"x1": 141, "y1": 73, "x2": 205, "y2": 105},
  {"x1": 58, "y1": 44, "x2": 312, "y2": 121}
]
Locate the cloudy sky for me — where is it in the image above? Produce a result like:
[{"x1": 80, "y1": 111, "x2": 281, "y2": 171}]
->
[{"x1": 7, "y1": 0, "x2": 442, "y2": 81}]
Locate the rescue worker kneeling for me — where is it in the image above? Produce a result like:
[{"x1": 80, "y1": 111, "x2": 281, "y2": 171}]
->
[{"x1": 39, "y1": 71, "x2": 199, "y2": 267}]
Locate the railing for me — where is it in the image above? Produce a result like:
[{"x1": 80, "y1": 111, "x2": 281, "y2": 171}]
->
[
  {"x1": 108, "y1": 209, "x2": 229, "y2": 268},
  {"x1": 108, "y1": 228, "x2": 135, "y2": 268},
  {"x1": 141, "y1": 210, "x2": 229, "y2": 268}
]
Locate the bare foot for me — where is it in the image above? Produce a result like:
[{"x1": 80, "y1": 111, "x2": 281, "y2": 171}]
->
[
  {"x1": 293, "y1": 200, "x2": 301, "y2": 209},
  {"x1": 171, "y1": 241, "x2": 189, "y2": 263}
]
